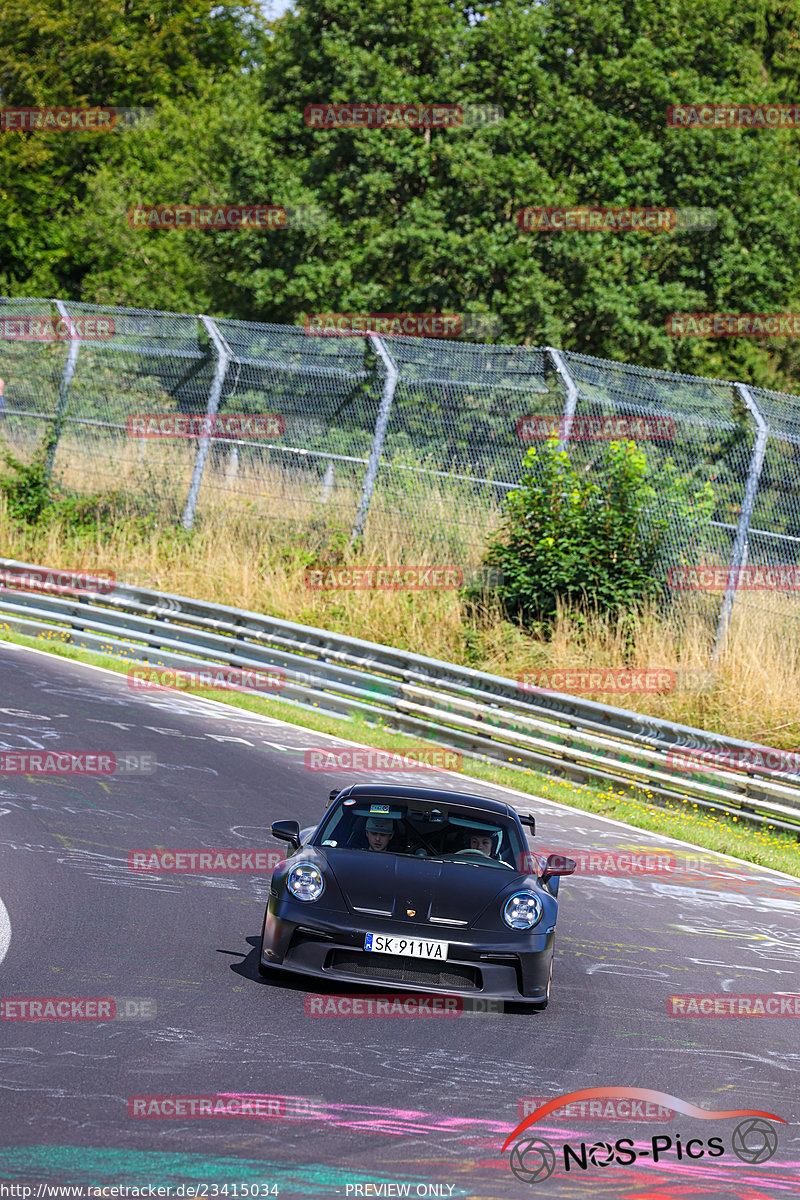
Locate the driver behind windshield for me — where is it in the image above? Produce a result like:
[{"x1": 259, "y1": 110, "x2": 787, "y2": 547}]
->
[
  {"x1": 469, "y1": 831, "x2": 496, "y2": 856},
  {"x1": 365, "y1": 816, "x2": 395, "y2": 851},
  {"x1": 467, "y1": 828, "x2": 503, "y2": 858}
]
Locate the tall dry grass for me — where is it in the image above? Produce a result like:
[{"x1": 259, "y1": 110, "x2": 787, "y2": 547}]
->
[{"x1": 1, "y1": 437, "x2": 799, "y2": 748}]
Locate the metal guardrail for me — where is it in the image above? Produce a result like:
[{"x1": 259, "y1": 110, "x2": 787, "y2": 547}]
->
[{"x1": 0, "y1": 556, "x2": 798, "y2": 838}]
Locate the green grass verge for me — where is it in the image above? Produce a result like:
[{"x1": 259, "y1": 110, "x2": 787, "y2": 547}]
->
[{"x1": 2, "y1": 625, "x2": 798, "y2": 880}]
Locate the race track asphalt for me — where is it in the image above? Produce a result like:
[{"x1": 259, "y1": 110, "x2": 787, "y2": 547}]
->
[{"x1": 0, "y1": 642, "x2": 797, "y2": 1199}]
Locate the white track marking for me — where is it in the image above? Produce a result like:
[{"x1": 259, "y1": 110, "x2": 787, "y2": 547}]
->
[{"x1": 0, "y1": 895, "x2": 10, "y2": 966}]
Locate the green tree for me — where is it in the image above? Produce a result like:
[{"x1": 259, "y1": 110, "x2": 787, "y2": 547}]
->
[
  {"x1": 8, "y1": 0, "x2": 800, "y2": 393},
  {"x1": 0, "y1": 0, "x2": 265, "y2": 297}
]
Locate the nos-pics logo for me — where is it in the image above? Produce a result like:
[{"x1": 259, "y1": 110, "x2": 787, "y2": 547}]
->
[{"x1": 504, "y1": 1088, "x2": 783, "y2": 1184}]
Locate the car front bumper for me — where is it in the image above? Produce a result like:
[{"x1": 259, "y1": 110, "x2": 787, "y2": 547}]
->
[{"x1": 260, "y1": 902, "x2": 555, "y2": 1003}]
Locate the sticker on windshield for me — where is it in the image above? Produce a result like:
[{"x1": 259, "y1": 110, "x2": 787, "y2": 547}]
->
[{"x1": 369, "y1": 804, "x2": 391, "y2": 813}]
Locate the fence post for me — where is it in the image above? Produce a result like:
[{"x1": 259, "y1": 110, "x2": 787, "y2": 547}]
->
[
  {"x1": 546, "y1": 347, "x2": 578, "y2": 451},
  {"x1": 349, "y1": 334, "x2": 398, "y2": 549},
  {"x1": 712, "y1": 383, "x2": 769, "y2": 663},
  {"x1": 321, "y1": 459, "x2": 335, "y2": 502},
  {"x1": 45, "y1": 299, "x2": 80, "y2": 479},
  {"x1": 181, "y1": 316, "x2": 231, "y2": 531}
]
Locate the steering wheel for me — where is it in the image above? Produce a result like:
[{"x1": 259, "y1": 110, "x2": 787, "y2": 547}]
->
[{"x1": 453, "y1": 849, "x2": 513, "y2": 869}]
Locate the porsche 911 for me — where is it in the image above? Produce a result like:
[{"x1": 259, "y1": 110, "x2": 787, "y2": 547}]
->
[{"x1": 258, "y1": 783, "x2": 575, "y2": 1008}]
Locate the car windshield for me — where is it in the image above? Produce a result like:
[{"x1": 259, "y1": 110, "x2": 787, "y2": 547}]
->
[{"x1": 313, "y1": 798, "x2": 525, "y2": 869}]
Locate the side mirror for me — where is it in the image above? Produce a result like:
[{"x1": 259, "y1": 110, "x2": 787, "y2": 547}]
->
[
  {"x1": 519, "y1": 812, "x2": 536, "y2": 835},
  {"x1": 541, "y1": 853, "x2": 576, "y2": 883},
  {"x1": 271, "y1": 819, "x2": 301, "y2": 850},
  {"x1": 328, "y1": 788, "x2": 340, "y2": 807}
]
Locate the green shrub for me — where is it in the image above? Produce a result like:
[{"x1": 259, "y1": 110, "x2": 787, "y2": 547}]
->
[
  {"x1": 0, "y1": 439, "x2": 145, "y2": 534},
  {"x1": 0, "y1": 445, "x2": 52, "y2": 524},
  {"x1": 481, "y1": 437, "x2": 714, "y2": 632}
]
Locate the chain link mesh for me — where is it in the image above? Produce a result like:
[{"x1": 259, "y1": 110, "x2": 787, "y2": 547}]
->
[
  {"x1": 209, "y1": 318, "x2": 384, "y2": 531},
  {"x1": 562, "y1": 350, "x2": 752, "y2": 574},
  {"x1": 2, "y1": 298, "x2": 800, "y2": 629},
  {"x1": 375, "y1": 337, "x2": 560, "y2": 557}
]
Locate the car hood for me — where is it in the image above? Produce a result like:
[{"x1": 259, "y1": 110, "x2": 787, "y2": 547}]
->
[{"x1": 322, "y1": 848, "x2": 525, "y2": 926}]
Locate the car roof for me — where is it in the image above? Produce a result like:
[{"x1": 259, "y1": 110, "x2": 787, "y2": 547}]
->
[{"x1": 333, "y1": 782, "x2": 519, "y2": 821}]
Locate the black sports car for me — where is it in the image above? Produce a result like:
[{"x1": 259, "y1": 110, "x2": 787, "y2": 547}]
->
[{"x1": 258, "y1": 783, "x2": 575, "y2": 1008}]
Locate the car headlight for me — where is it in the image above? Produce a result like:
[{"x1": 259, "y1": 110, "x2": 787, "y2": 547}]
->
[
  {"x1": 286, "y1": 863, "x2": 324, "y2": 902},
  {"x1": 503, "y1": 890, "x2": 542, "y2": 930}
]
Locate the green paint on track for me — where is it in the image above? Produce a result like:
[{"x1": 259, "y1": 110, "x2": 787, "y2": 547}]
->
[{"x1": 0, "y1": 1146, "x2": 399, "y2": 1197}]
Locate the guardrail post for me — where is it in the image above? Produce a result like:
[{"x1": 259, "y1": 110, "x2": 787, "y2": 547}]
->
[
  {"x1": 181, "y1": 316, "x2": 231, "y2": 531},
  {"x1": 712, "y1": 383, "x2": 769, "y2": 663},
  {"x1": 349, "y1": 334, "x2": 398, "y2": 549},
  {"x1": 546, "y1": 347, "x2": 578, "y2": 452},
  {"x1": 45, "y1": 299, "x2": 81, "y2": 479}
]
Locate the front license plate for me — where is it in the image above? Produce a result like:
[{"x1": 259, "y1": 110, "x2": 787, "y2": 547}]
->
[{"x1": 364, "y1": 933, "x2": 448, "y2": 959}]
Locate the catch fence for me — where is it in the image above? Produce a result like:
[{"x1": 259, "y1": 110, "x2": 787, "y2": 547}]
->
[{"x1": 2, "y1": 296, "x2": 800, "y2": 650}]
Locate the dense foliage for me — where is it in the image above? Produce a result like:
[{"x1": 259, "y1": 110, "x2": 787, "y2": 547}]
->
[
  {"x1": 482, "y1": 438, "x2": 715, "y2": 628},
  {"x1": 4, "y1": 0, "x2": 800, "y2": 387}
]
